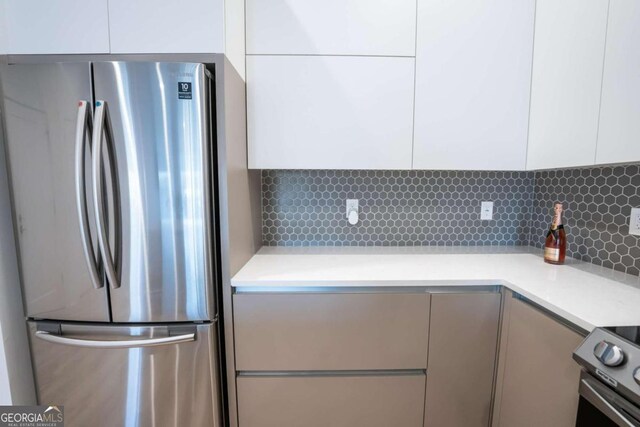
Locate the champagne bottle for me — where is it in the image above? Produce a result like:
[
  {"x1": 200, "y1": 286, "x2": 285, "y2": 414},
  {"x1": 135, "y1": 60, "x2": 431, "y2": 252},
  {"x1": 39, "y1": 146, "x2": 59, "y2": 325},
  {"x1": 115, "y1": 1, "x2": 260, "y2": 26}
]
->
[{"x1": 544, "y1": 202, "x2": 566, "y2": 265}]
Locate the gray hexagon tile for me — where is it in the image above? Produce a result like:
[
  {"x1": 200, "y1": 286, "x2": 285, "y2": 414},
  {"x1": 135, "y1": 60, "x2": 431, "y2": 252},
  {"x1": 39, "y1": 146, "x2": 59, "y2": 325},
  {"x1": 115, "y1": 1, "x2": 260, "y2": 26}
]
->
[
  {"x1": 528, "y1": 164, "x2": 640, "y2": 276},
  {"x1": 262, "y1": 170, "x2": 534, "y2": 248},
  {"x1": 262, "y1": 166, "x2": 640, "y2": 277}
]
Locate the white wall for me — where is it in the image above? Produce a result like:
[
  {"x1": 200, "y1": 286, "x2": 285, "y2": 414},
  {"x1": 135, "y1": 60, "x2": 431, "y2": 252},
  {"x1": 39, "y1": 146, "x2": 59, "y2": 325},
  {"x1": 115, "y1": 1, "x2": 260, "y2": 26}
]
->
[{"x1": 0, "y1": 88, "x2": 36, "y2": 405}]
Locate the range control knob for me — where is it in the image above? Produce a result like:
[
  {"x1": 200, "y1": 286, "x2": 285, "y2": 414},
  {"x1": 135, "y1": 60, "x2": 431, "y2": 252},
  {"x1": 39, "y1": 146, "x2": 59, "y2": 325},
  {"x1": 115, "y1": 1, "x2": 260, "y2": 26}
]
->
[
  {"x1": 634, "y1": 367, "x2": 640, "y2": 386},
  {"x1": 594, "y1": 341, "x2": 625, "y2": 367}
]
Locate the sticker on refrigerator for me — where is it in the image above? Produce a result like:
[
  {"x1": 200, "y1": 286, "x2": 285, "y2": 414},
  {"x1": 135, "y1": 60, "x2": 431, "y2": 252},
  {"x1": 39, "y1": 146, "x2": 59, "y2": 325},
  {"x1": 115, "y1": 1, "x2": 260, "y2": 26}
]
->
[{"x1": 178, "y1": 82, "x2": 192, "y2": 100}]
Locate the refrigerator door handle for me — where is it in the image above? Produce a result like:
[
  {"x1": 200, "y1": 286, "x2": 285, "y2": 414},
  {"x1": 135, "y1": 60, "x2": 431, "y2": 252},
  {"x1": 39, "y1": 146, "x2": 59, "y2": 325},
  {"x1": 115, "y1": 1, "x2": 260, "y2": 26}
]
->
[
  {"x1": 34, "y1": 330, "x2": 196, "y2": 349},
  {"x1": 91, "y1": 100, "x2": 121, "y2": 289},
  {"x1": 74, "y1": 100, "x2": 102, "y2": 289}
]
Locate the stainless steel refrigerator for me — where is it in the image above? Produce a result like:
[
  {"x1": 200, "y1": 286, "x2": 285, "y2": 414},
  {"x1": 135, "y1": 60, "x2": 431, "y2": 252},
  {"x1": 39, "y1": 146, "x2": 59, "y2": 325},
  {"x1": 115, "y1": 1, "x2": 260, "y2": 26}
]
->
[{"x1": 1, "y1": 61, "x2": 222, "y2": 426}]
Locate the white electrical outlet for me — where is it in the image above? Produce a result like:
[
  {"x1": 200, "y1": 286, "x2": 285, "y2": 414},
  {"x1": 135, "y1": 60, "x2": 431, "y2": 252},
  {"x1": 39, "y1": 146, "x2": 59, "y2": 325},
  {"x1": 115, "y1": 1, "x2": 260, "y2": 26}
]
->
[
  {"x1": 630, "y1": 208, "x2": 640, "y2": 236},
  {"x1": 346, "y1": 199, "x2": 359, "y2": 225},
  {"x1": 346, "y1": 199, "x2": 359, "y2": 214},
  {"x1": 481, "y1": 201, "x2": 494, "y2": 221}
]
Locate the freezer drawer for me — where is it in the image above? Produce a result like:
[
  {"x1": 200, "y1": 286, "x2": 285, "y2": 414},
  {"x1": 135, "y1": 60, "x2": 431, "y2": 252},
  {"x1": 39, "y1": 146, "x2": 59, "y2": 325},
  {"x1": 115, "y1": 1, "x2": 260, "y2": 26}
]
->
[
  {"x1": 237, "y1": 372, "x2": 426, "y2": 427},
  {"x1": 28, "y1": 321, "x2": 221, "y2": 427}
]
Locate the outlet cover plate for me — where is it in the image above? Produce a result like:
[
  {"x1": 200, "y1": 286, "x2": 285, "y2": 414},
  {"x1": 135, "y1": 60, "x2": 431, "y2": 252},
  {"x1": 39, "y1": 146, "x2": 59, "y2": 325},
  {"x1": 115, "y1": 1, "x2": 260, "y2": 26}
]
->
[
  {"x1": 630, "y1": 208, "x2": 640, "y2": 236},
  {"x1": 481, "y1": 201, "x2": 494, "y2": 221},
  {"x1": 346, "y1": 199, "x2": 359, "y2": 217}
]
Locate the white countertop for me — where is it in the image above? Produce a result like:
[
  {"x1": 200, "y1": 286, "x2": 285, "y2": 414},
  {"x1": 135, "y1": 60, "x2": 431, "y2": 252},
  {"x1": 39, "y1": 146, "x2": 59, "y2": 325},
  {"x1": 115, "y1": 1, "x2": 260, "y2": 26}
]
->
[{"x1": 232, "y1": 246, "x2": 640, "y2": 332}]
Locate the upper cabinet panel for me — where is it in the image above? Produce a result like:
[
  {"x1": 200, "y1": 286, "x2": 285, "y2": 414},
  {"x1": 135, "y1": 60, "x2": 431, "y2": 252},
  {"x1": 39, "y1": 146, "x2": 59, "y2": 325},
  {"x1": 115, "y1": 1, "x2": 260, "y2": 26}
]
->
[
  {"x1": 413, "y1": 0, "x2": 535, "y2": 171},
  {"x1": 5, "y1": 0, "x2": 109, "y2": 54},
  {"x1": 527, "y1": 0, "x2": 609, "y2": 170},
  {"x1": 596, "y1": 0, "x2": 640, "y2": 165},
  {"x1": 247, "y1": 56, "x2": 415, "y2": 169},
  {"x1": 246, "y1": 0, "x2": 416, "y2": 56},
  {"x1": 108, "y1": 0, "x2": 224, "y2": 53},
  {"x1": 0, "y1": 2, "x2": 7, "y2": 55}
]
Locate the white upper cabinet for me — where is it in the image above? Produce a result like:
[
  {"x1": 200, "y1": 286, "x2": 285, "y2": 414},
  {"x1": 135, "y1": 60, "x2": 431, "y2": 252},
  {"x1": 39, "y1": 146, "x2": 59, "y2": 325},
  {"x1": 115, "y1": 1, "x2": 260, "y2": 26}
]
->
[
  {"x1": 413, "y1": 0, "x2": 535, "y2": 170},
  {"x1": 246, "y1": 0, "x2": 416, "y2": 56},
  {"x1": 3, "y1": 0, "x2": 229, "y2": 56},
  {"x1": 527, "y1": 0, "x2": 609, "y2": 170},
  {"x1": 247, "y1": 56, "x2": 415, "y2": 169},
  {"x1": 596, "y1": 0, "x2": 640, "y2": 165},
  {"x1": 108, "y1": 0, "x2": 224, "y2": 54},
  {"x1": 4, "y1": 0, "x2": 110, "y2": 54},
  {"x1": 0, "y1": 2, "x2": 7, "y2": 55}
]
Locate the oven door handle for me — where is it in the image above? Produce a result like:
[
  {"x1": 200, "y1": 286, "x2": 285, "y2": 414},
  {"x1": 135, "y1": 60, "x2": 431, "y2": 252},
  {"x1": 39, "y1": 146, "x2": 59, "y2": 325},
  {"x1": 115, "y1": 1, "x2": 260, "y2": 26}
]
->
[{"x1": 580, "y1": 378, "x2": 638, "y2": 427}]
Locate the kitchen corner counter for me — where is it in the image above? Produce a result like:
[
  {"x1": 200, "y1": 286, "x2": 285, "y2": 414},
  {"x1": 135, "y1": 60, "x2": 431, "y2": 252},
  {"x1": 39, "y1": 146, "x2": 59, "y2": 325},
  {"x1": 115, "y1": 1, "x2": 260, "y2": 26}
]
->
[{"x1": 231, "y1": 246, "x2": 640, "y2": 332}]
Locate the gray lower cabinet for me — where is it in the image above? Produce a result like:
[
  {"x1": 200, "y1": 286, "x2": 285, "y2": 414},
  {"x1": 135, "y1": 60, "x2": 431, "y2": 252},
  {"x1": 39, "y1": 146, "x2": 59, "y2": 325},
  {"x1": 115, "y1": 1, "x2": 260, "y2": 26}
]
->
[
  {"x1": 233, "y1": 292, "x2": 430, "y2": 426},
  {"x1": 233, "y1": 292, "x2": 430, "y2": 371},
  {"x1": 424, "y1": 292, "x2": 502, "y2": 427},
  {"x1": 492, "y1": 292, "x2": 584, "y2": 427},
  {"x1": 237, "y1": 372, "x2": 426, "y2": 427},
  {"x1": 235, "y1": 289, "x2": 583, "y2": 427}
]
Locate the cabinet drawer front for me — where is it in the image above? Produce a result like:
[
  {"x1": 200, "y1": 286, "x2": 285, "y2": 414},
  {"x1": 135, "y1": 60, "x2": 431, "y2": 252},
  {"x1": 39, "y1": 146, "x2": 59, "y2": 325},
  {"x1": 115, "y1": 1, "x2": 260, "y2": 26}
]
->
[
  {"x1": 234, "y1": 293, "x2": 430, "y2": 371},
  {"x1": 238, "y1": 373, "x2": 426, "y2": 427}
]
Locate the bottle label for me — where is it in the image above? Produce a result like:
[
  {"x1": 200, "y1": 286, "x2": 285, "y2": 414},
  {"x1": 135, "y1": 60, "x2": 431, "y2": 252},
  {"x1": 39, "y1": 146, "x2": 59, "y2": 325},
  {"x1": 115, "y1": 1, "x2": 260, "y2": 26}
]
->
[{"x1": 544, "y1": 247, "x2": 560, "y2": 262}]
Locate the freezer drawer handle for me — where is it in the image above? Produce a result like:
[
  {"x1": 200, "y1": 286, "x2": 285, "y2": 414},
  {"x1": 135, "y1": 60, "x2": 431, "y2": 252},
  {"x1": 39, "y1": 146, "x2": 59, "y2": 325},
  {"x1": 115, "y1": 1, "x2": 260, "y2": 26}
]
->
[
  {"x1": 91, "y1": 100, "x2": 122, "y2": 290},
  {"x1": 74, "y1": 100, "x2": 103, "y2": 290},
  {"x1": 34, "y1": 330, "x2": 195, "y2": 349}
]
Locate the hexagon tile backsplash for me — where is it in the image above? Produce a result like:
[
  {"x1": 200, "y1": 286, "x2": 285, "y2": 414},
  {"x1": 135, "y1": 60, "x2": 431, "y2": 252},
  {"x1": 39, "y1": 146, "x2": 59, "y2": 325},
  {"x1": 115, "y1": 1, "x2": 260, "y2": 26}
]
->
[
  {"x1": 262, "y1": 170, "x2": 535, "y2": 247},
  {"x1": 262, "y1": 166, "x2": 640, "y2": 276},
  {"x1": 529, "y1": 165, "x2": 640, "y2": 276}
]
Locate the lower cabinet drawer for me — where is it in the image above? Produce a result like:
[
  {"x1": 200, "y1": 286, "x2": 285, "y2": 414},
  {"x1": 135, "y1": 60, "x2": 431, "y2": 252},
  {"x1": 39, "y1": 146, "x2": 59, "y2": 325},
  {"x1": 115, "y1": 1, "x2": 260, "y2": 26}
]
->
[
  {"x1": 237, "y1": 372, "x2": 426, "y2": 427},
  {"x1": 233, "y1": 292, "x2": 430, "y2": 371}
]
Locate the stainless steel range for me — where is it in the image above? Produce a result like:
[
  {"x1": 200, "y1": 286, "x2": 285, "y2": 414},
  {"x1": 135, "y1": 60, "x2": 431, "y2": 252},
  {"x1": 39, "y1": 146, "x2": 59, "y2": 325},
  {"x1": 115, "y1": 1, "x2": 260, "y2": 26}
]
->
[{"x1": 573, "y1": 327, "x2": 640, "y2": 426}]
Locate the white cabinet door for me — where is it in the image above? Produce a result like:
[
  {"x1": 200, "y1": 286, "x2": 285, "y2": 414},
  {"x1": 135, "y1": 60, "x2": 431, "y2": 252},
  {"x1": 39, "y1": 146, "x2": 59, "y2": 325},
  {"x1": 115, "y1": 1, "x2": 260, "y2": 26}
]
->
[
  {"x1": 108, "y1": 0, "x2": 224, "y2": 53},
  {"x1": 413, "y1": 0, "x2": 535, "y2": 170},
  {"x1": 247, "y1": 56, "x2": 415, "y2": 169},
  {"x1": 246, "y1": 0, "x2": 416, "y2": 56},
  {"x1": 527, "y1": 0, "x2": 609, "y2": 170},
  {"x1": 5, "y1": 0, "x2": 109, "y2": 54},
  {"x1": 596, "y1": 0, "x2": 640, "y2": 165},
  {"x1": 0, "y1": 2, "x2": 7, "y2": 55}
]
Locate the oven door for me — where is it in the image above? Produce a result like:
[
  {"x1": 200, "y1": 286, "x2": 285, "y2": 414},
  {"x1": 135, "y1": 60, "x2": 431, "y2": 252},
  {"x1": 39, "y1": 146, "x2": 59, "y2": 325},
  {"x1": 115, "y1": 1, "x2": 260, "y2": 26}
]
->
[{"x1": 576, "y1": 372, "x2": 640, "y2": 427}]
